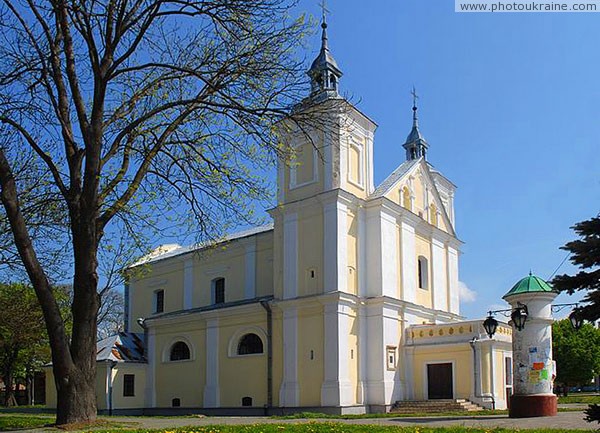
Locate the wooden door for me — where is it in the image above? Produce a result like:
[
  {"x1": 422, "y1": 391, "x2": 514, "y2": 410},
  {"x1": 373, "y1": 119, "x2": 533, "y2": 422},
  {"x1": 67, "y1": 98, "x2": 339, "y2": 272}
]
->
[{"x1": 427, "y1": 363, "x2": 453, "y2": 399}]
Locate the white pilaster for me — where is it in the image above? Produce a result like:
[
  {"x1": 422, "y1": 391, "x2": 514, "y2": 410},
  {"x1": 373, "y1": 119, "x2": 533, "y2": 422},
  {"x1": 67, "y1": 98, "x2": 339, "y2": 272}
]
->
[
  {"x1": 283, "y1": 213, "x2": 298, "y2": 299},
  {"x1": 279, "y1": 307, "x2": 300, "y2": 406},
  {"x1": 400, "y1": 222, "x2": 417, "y2": 304},
  {"x1": 380, "y1": 212, "x2": 398, "y2": 298},
  {"x1": 447, "y1": 246, "x2": 460, "y2": 314},
  {"x1": 321, "y1": 302, "x2": 354, "y2": 406},
  {"x1": 324, "y1": 131, "x2": 333, "y2": 190},
  {"x1": 357, "y1": 306, "x2": 367, "y2": 404},
  {"x1": 183, "y1": 258, "x2": 194, "y2": 309},
  {"x1": 323, "y1": 201, "x2": 348, "y2": 293},
  {"x1": 431, "y1": 238, "x2": 448, "y2": 311},
  {"x1": 357, "y1": 207, "x2": 367, "y2": 297},
  {"x1": 203, "y1": 318, "x2": 220, "y2": 407},
  {"x1": 244, "y1": 239, "x2": 257, "y2": 299}
]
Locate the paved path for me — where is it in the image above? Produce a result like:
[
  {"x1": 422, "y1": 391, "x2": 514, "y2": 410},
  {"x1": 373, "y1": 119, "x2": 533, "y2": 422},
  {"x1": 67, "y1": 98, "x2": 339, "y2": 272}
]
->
[{"x1": 6, "y1": 410, "x2": 597, "y2": 431}]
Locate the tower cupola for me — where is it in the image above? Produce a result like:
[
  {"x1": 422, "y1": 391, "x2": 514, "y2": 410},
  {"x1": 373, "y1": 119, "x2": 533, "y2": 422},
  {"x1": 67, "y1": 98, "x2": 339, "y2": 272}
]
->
[
  {"x1": 307, "y1": 3, "x2": 343, "y2": 98},
  {"x1": 402, "y1": 88, "x2": 429, "y2": 160}
]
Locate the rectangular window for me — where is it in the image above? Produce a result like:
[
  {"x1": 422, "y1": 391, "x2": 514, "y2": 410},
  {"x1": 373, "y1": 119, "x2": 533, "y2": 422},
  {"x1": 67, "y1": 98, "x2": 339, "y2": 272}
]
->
[
  {"x1": 386, "y1": 346, "x2": 397, "y2": 370},
  {"x1": 123, "y1": 374, "x2": 135, "y2": 397},
  {"x1": 154, "y1": 289, "x2": 164, "y2": 313},
  {"x1": 214, "y1": 278, "x2": 225, "y2": 304}
]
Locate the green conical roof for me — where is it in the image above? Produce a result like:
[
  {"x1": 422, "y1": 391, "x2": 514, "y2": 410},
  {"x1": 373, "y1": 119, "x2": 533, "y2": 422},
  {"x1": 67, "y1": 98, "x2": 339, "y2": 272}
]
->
[{"x1": 503, "y1": 274, "x2": 556, "y2": 299}]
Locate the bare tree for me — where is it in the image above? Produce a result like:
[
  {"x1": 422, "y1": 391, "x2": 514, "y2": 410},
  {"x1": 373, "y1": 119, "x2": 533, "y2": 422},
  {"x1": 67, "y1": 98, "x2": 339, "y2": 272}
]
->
[{"x1": 0, "y1": 0, "x2": 334, "y2": 424}]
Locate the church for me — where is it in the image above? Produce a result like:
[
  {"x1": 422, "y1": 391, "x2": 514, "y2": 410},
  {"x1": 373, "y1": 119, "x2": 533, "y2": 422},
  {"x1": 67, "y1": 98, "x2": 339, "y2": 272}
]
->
[{"x1": 45, "y1": 13, "x2": 513, "y2": 415}]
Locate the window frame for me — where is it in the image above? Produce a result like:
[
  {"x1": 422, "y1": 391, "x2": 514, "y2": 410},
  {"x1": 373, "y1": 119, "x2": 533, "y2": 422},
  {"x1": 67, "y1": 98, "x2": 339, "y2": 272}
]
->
[
  {"x1": 169, "y1": 341, "x2": 191, "y2": 362},
  {"x1": 237, "y1": 333, "x2": 264, "y2": 356},
  {"x1": 213, "y1": 277, "x2": 225, "y2": 304},
  {"x1": 418, "y1": 255, "x2": 429, "y2": 290},
  {"x1": 154, "y1": 289, "x2": 164, "y2": 314}
]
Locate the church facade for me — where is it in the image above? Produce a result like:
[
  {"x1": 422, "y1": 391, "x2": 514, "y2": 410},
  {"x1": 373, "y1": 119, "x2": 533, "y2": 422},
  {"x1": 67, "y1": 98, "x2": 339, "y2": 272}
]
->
[{"x1": 45, "y1": 15, "x2": 513, "y2": 415}]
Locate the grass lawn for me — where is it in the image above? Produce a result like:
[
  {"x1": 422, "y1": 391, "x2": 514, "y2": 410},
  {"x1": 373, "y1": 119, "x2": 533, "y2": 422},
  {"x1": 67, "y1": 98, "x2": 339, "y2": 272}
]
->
[
  {"x1": 88, "y1": 425, "x2": 593, "y2": 433},
  {"x1": 0, "y1": 414, "x2": 53, "y2": 431},
  {"x1": 558, "y1": 395, "x2": 600, "y2": 404}
]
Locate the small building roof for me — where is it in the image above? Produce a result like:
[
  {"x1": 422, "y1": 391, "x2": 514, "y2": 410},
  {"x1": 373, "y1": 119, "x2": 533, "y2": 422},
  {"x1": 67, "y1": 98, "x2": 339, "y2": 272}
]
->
[
  {"x1": 97, "y1": 332, "x2": 146, "y2": 363},
  {"x1": 503, "y1": 274, "x2": 555, "y2": 299}
]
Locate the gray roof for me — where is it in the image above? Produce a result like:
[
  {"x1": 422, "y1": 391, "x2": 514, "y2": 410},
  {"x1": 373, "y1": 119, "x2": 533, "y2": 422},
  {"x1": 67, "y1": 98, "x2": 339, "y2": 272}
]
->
[
  {"x1": 97, "y1": 332, "x2": 145, "y2": 363},
  {"x1": 370, "y1": 158, "x2": 420, "y2": 198},
  {"x1": 129, "y1": 223, "x2": 274, "y2": 267}
]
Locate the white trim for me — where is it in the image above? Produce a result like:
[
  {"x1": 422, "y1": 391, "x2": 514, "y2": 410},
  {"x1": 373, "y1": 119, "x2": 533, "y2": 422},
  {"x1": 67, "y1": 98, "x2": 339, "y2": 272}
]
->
[
  {"x1": 346, "y1": 135, "x2": 365, "y2": 188},
  {"x1": 227, "y1": 326, "x2": 267, "y2": 358},
  {"x1": 183, "y1": 258, "x2": 194, "y2": 309},
  {"x1": 423, "y1": 360, "x2": 456, "y2": 400},
  {"x1": 145, "y1": 328, "x2": 156, "y2": 407},
  {"x1": 161, "y1": 335, "x2": 196, "y2": 363}
]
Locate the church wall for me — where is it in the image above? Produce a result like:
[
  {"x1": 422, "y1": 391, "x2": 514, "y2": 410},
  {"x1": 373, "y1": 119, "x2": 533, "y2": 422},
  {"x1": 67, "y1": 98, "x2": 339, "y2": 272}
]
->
[
  {"x1": 255, "y1": 234, "x2": 275, "y2": 298},
  {"x1": 282, "y1": 132, "x2": 326, "y2": 204},
  {"x1": 297, "y1": 207, "x2": 324, "y2": 297},
  {"x1": 218, "y1": 313, "x2": 268, "y2": 407},
  {"x1": 415, "y1": 235, "x2": 433, "y2": 309},
  {"x1": 347, "y1": 309, "x2": 359, "y2": 404},
  {"x1": 192, "y1": 245, "x2": 246, "y2": 306},
  {"x1": 153, "y1": 325, "x2": 205, "y2": 408},
  {"x1": 411, "y1": 344, "x2": 472, "y2": 400},
  {"x1": 297, "y1": 305, "x2": 324, "y2": 406},
  {"x1": 271, "y1": 309, "x2": 283, "y2": 407}
]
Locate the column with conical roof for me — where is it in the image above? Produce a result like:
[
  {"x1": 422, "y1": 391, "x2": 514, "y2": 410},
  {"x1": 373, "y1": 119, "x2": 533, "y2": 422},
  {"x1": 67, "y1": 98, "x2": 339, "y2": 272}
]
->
[{"x1": 503, "y1": 274, "x2": 558, "y2": 417}]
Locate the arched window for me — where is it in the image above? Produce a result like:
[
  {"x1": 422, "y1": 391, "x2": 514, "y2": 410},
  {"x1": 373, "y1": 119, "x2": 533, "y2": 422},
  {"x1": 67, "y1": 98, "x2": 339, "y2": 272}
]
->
[
  {"x1": 418, "y1": 256, "x2": 429, "y2": 290},
  {"x1": 237, "y1": 333, "x2": 264, "y2": 355},
  {"x1": 170, "y1": 341, "x2": 191, "y2": 361},
  {"x1": 213, "y1": 277, "x2": 225, "y2": 304},
  {"x1": 242, "y1": 396, "x2": 253, "y2": 407},
  {"x1": 402, "y1": 187, "x2": 412, "y2": 211},
  {"x1": 430, "y1": 203, "x2": 438, "y2": 227},
  {"x1": 172, "y1": 398, "x2": 181, "y2": 407}
]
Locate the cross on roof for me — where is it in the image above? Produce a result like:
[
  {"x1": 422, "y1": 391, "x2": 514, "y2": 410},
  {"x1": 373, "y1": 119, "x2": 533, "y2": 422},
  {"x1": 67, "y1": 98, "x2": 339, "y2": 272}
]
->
[
  {"x1": 319, "y1": 0, "x2": 330, "y2": 22},
  {"x1": 411, "y1": 86, "x2": 419, "y2": 109}
]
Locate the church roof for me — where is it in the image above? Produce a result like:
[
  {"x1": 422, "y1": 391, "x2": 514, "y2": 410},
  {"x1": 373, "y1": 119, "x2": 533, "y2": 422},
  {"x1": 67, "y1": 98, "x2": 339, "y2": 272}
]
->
[
  {"x1": 503, "y1": 274, "x2": 556, "y2": 299},
  {"x1": 370, "y1": 158, "x2": 420, "y2": 198},
  {"x1": 97, "y1": 332, "x2": 146, "y2": 363}
]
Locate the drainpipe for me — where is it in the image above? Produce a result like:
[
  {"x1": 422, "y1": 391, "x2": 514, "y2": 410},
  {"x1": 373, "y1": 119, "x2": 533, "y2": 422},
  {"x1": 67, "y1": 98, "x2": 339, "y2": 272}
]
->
[
  {"x1": 260, "y1": 300, "x2": 273, "y2": 413},
  {"x1": 137, "y1": 317, "x2": 148, "y2": 361}
]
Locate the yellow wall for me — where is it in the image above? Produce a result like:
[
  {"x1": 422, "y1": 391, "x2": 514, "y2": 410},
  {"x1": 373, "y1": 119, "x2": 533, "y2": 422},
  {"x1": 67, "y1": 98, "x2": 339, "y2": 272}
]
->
[
  {"x1": 297, "y1": 306, "x2": 324, "y2": 406},
  {"x1": 412, "y1": 344, "x2": 473, "y2": 400},
  {"x1": 297, "y1": 207, "x2": 324, "y2": 297},
  {"x1": 112, "y1": 364, "x2": 147, "y2": 409},
  {"x1": 218, "y1": 313, "x2": 268, "y2": 407},
  {"x1": 43, "y1": 367, "x2": 56, "y2": 409},
  {"x1": 154, "y1": 325, "x2": 205, "y2": 408},
  {"x1": 294, "y1": 143, "x2": 316, "y2": 186},
  {"x1": 283, "y1": 131, "x2": 326, "y2": 204}
]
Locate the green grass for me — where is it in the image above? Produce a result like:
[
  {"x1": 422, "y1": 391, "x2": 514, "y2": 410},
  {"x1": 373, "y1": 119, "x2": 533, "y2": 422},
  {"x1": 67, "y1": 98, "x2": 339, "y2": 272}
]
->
[
  {"x1": 558, "y1": 395, "x2": 600, "y2": 404},
  {"x1": 0, "y1": 414, "x2": 53, "y2": 431},
  {"x1": 87, "y1": 425, "x2": 594, "y2": 433}
]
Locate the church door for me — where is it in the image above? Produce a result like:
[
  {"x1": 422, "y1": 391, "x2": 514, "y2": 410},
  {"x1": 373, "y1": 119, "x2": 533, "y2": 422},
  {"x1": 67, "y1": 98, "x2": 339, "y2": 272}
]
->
[{"x1": 427, "y1": 363, "x2": 453, "y2": 399}]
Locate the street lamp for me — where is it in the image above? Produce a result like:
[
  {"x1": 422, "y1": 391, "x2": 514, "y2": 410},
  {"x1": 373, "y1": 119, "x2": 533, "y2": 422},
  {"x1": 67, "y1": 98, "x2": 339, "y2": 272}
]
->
[
  {"x1": 483, "y1": 314, "x2": 498, "y2": 339},
  {"x1": 568, "y1": 307, "x2": 584, "y2": 331},
  {"x1": 511, "y1": 304, "x2": 528, "y2": 331}
]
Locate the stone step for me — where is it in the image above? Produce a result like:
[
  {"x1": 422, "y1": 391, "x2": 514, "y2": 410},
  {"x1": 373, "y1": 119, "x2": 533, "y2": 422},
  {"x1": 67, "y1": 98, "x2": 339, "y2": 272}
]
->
[{"x1": 390, "y1": 399, "x2": 485, "y2": 414}]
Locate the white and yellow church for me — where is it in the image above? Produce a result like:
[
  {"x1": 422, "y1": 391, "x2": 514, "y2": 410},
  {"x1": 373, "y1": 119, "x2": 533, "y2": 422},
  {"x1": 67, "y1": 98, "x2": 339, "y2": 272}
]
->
[{"x1": 46, "y1": 15, "x2": 514, "y2": 415}]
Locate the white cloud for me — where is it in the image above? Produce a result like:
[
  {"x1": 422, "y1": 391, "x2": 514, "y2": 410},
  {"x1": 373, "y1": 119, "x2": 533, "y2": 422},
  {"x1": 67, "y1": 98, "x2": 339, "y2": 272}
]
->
[{"x1": 459, "y1": 281, "x2": 477, "y2": 303}]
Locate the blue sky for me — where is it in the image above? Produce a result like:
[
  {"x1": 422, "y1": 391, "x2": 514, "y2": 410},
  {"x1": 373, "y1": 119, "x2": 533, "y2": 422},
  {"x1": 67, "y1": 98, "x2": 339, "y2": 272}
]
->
[{"x1": 298, "y1": 0, "x2": 600, "y2": 319}]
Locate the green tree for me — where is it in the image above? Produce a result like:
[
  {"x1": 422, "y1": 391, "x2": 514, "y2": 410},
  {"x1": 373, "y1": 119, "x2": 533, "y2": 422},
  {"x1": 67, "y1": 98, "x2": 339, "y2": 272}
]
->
[
  {"x1": 0, "y1": 0, "x2": 331, "y2": 425},
  {"x1": 552, "y1": 319, "x2": 600, "y2": 393},
  {"x1": 0, "y1": 283, "x2": 69, "y2": 406},
  {"x1": 552, "y1": 214, "x2": 600, "y2": 321}
]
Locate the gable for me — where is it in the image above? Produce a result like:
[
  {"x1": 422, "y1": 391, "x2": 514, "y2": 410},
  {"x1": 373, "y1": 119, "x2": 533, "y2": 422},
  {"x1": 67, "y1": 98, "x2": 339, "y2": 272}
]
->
[{"x1": 372, "y1": 158, "x2": 456, "y2": 236}]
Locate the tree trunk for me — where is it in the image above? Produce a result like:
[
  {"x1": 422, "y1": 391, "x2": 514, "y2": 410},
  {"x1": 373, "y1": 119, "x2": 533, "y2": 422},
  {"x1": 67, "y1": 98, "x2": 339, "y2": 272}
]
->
[{"x1": 3, "y1": 372, "x2": 14, "y2": 407}]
